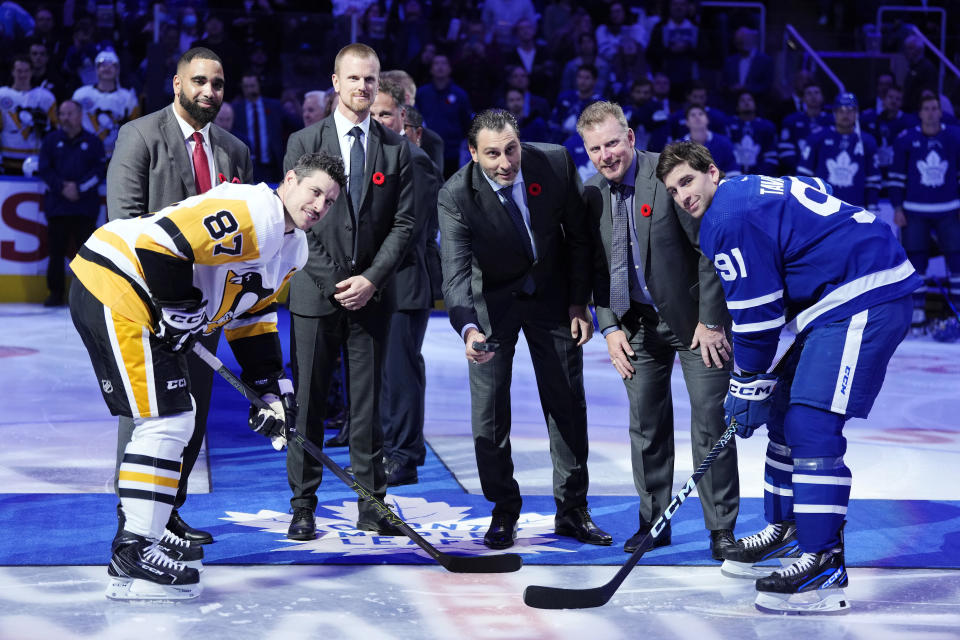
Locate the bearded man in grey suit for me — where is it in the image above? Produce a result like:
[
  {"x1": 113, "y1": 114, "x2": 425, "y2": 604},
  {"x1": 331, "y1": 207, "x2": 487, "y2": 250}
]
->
[
  {"x1": 106, "y1": 47, "x2": 252, "y2": 545},
  {"x1": 282, "y1": 43, "x2": 415, "y2": 541},
  {"x1": 439, "y1": 109, "x2": 611, "y2": 550},
  {"x1": 576, "y1": 101, "x2": 739, "y2": 560}
]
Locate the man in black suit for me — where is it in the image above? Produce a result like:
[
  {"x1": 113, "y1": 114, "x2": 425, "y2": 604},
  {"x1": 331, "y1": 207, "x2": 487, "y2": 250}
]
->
[
  {"x1": 576, "y1": 101, "x2": 739, "y2": 560},
  {"x1": 282, "y1": 43, "x2": 415, "y2": 540},
  {"x1": 233, "y1": 72, "x2": 286, "y2": 183},
  {"x1": 370, "y1": 79, "x2": 442, "y2": 486},
  {"x1": 107, "y1": 47, "x2": 252, "y2": 545},
  {"x1": 439, "y1": 108, "x2": 611, "y2": 550}
]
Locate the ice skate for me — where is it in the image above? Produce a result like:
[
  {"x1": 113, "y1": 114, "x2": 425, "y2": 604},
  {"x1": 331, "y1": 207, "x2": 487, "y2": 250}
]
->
[
  {"x1": 158, "y1": 529, "x2": 205, "y2": 571},
  {"x1": 106, "y1": 533, "x2": 201, "y2": 601},
  {"x1": 720, "y1": 521, "x2": 802, "y2": 578},
  {"x1": 753, "y1": 542, "x2": 849, "y2": 615}
]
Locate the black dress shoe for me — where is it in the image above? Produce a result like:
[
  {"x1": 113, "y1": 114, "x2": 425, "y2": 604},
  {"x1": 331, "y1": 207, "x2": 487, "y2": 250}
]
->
[
  {"x1": 624, "y1": 522, "x2": 671, "y2": 553},
  {"x1": 483, "y1": 514, "x2": 518, "y2": 549},
  {"x1": 709, "y1": 528, "x2": 738, "y2": 561},
  {"x1": 324, "y1": 418, "x2": 350, "y2": 447},
  {"x1": 385, "y1": 457, "x2": 418, "y2": 487},
  {"x1": 357, "y1": 511, "x2": 405, "y2": 536},
  {"x1": 554, "y1": 507, "x2": 613, "y2": 546},
  {"x1": 167, "y1": 509, "x2": 214, "y2": 545},
  {"x1": 288, "y1": 507, "x2": 317, "y2": 540}
]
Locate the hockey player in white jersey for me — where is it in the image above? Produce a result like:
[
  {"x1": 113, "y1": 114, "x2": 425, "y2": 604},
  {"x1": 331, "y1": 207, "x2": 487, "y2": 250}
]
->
[
  {"x1": 68, "y1": 152, "x2": 344, "y2": 600},
  {"x1": 71, "y1": 49, "x2": 139, "y2": 159},
  {"x1": 0, "y1": 55, "x2": 56, "y2": 174},
  {"x1": 657, "y1": 141, "x2": 920, "y2": 614}
]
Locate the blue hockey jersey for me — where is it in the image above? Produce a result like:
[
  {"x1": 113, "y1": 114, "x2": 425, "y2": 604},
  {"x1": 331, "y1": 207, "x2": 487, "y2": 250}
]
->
[
  {"x1": 860, "y1": 109, "x2": 919, "y2": 174},
  {"x1": 887, "y1": 124, "x2": 960, "y2": 216},
  {"x1": 778, "y1": 110, "x2": 833, "y2": 174},
  {"x1": 700, "y1": 174, "x2": 921, "y2": 373},
  {"x1": 798, "y1": 127, "x2": 881, "y2": 209},
  {"x1": 727, "y1": 116, "x2": 778, "y2": 175}
]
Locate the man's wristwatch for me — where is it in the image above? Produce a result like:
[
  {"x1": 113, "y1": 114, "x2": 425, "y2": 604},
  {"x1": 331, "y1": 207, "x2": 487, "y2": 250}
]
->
[{"x1": 704, "y1": 323, "x2": 720, "y2": 330}]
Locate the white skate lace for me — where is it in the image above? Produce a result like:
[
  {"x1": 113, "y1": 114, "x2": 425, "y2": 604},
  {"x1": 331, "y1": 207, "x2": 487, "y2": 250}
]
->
[
  {"x1": 775, "y1": 551, "x2": 817, "y2": 578},
  {"x1": 740, "y1": 523, "x2": 781, "y2": 549},
  {"x1": 161, "y1": 529, "x2": 192, "y2": 549},
  {"x1": 143, "y1": 541, "x2": 187, "y2": 570}
]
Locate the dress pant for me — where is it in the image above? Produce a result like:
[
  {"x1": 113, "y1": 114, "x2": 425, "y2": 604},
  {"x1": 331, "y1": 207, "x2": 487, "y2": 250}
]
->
[
  {"x1": 46, "y1": 215, "x2": 96, "y2": 297},
  {"x1": 469, "y1": 297, "x2": 589, "y2": 519},
  {"x1": 288, "y1": 305, "x2": 390, "y2": 516},
  {"x1": 619, "y1": 303, "x2": 739, "y2": 531},
  {"x1": 381, "y1": 308, "x2": 430, "y2": 468},
  {"x1": 114, "y1": 329, "x2": 220, "y2": 511}
]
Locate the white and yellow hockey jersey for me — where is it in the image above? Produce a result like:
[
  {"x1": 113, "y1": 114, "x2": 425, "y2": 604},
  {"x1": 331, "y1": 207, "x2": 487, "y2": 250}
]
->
[
  {"x1": 72, "y1": 84, "x2": 140, "y2": 157},
  {"x1": 70, "y1": 182, "x2": 306, "y2": 346},
  {"x1": 0, "y1": 85, "x2": 56, "y2": 162}
]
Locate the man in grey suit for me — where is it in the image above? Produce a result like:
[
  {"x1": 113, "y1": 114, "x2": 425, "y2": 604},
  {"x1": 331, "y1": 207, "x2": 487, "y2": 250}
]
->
[
  {"x1": 439, "y1": 109, "x2": 611, "y2": 550},
  {"x1": 370, "y1": 79, "x2": 441, "y2": 486},
  {"x1": 107, "y1": 47, "x2": 252, "y2": 545},
  {"x1": 282, "y1": 43, "x2": 415, "y2": 540},
  {"x1": 576, "y1": 101, "x2": 739, "y2": 560}
]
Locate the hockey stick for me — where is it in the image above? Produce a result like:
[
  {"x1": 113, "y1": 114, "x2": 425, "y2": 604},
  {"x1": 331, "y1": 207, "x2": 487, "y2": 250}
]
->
[
  {"x1": 191, "y1": 342, "x2": 523, "y2": 574},
  {"x1": 523, "y1": 340, "x2": 798, "y2": 609}
]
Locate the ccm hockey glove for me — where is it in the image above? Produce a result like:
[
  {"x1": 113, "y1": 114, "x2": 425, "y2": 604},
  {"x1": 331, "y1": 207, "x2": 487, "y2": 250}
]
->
[
  {"x1": 249, "y1": 378, "x2": 297, "y2": 450},
  {"x1": 723, "y1": 373, "x2": 778, "y2": 438},
  {"x1": 155, "y1": 299, "x2": 205, "y2": 353}
]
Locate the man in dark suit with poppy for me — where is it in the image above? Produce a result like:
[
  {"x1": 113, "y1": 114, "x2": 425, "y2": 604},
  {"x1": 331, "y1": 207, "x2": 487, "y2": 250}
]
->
[
  {"x1": 439, "y1": 108, "x2": 611, "y2": 550},
  {"x1": 576, "y1": 101, "x2": 739, "y2": 560},
  {"x1": 282, "y1": 43, "x2": 415, "y2": 541}
]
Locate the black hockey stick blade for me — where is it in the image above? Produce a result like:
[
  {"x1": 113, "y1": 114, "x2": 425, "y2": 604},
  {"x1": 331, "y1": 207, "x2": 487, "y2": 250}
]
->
[
  {"x1": 191, "y1": 343, "x2": 522, "y2": 574},
  {"x1": 523, "y1": 426, "x2": 736, "y2": 609},
  {"x1": 524, "y1": 340, "x2": 800, "y2": 609}
]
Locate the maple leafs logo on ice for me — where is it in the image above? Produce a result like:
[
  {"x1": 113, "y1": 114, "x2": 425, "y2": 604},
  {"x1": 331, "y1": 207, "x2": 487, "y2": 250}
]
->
[
  {"x1": 826, "y1": 151, "x2": 858, "y2": 187},
  {"x1": 734, "y1": 134, "x2": 760, "y2": 168},
  {"x1": 221, "y1": 496, "x2": 568, "y2": 558},
  {"x1": 917, "y1": 150, "x2": 947, "y2": 187}
]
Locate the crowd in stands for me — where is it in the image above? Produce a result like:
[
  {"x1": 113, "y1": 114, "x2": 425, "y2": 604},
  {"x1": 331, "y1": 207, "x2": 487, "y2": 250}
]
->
[{"x1": 0, "y1": 0, "x2": 958, "y2": 186}]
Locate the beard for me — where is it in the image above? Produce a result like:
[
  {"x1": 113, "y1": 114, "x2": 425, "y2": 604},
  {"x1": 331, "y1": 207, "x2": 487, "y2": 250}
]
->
[{"x1": 179, "y1": 91, "x2": 221, "y2": 126}]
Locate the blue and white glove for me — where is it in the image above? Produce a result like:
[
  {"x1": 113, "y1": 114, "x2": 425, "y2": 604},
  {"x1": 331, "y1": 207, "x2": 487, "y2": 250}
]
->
[
  {"x1": 723, "y1": 373, "x2": 778, "y2": 438},
  {"x1": 155, "y1": 300, "x2": 205, "y2": 353}
]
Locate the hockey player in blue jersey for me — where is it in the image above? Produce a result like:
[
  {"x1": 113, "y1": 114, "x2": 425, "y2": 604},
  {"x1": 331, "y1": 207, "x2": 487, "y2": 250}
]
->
[
  {"x1": 887, "y1": 94, "x2": 960, "y2": 329},
  {"x1": 727, "y1": 90, "x2": 778, "y2": 176},
  {"x1": 798, "y1": 92, "x2": 881, "y2": 210},
  {"x1": 778, "y1": 81, "x2": 832, "y2": 175},
  {"x1": 657, "y1": 141, "x2": 920, "y2": 615}
]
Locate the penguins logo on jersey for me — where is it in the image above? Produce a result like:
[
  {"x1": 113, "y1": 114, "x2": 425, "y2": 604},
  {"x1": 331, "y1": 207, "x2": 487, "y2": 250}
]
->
[{"x1": 206, "y1": 270, "x2": 273, "y2": 332}]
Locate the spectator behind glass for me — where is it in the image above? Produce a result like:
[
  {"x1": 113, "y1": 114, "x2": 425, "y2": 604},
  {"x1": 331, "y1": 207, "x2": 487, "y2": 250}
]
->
[
  {"x1": 192, "y1": 14, "x2": 243, "y2": 82},
  {"x1": 504, "y1": 87, "x2": 549, "y2": 143},
  {"x1": 902, "y1": 34, "x2": 938, "y2": 114},
  {"x1": 452, "y1": 22, "x2": 502, "y2": 113},
  {"x1": 140, "y1": 22, "x2": 181, "y2": 115},
  {"x1": 61, "y1": 17, "x2": 100, "y2": 95},
  {"x1": 541, "y1": 0, "x2": 574, "y2": 45},
  {"x1": 561, "y1": 32, "x2": 612, "y2": 99},
  {"x1": 32, "y1": 5, "x2": 64, "y2": 71},
  {"x1": 549, "y1": 9, "x2": 593, "y2": 62},
  {"x1": 481, "y1": 0, "x2": 536, "y2": 52},
  {"x1": 502, "y1": 18, "x2": 555, "y2": 100},
  {"x1": 301, "y1": 90, "x2": 328, "y2": 128},
  {"x1": 502, "y1": 65, "x2": 550, "y2": 121},
  {"x1": 596, "y1": 1, "x2": 653, "y2": 63},
  {"x1": 415, "y1": 51, "x2": 473, "y2": 177},
  {"x1": 29, "y1": 39, "x2": 66, "y2": 101},
  {"x1": 720, "y1": 26, "x2": 774, "y2": 110},
  {"x1": 647, "y1": 0, "x2": 703, "y2": 101}
]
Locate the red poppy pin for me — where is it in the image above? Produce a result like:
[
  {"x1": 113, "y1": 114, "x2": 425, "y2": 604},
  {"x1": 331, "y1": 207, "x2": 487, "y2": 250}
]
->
[
  {"x1": 640, "y1": 203, "x2": 652, "y2": 217},
  {"x1": 527, "y1": 182, "x2": 542, "y2": 196},
  {"x1": 218, "y1": 173, "x2": 241, "y2": 184},
  {"x1": 372, "y1": 171, "x2": 385, "y2": 185}
]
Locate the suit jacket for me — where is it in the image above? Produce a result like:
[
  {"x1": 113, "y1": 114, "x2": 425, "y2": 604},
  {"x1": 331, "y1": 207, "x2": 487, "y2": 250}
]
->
[
  {"x1": 283, "y1": 114, "x2": 415, "y2": 317},
  {"x1": 232, "y1": 96, "x2": 285, "y2": 168},
  {"x1": 107, "y1": 105, "x2": 252, "y2": 220},
  {"x1": 388, "y1": 138, "x2": 441, "y2": 311},
  {"x1": 721, "y1": 50, "x2": 775, "y2": 99},
  {"x1": 439, "y1": 142, "x2": 591, "y2": 336},
  {"x1": 420, "y1": 126, "x2": 445, "y2": 174},
  {"x1": 586, "y1": 150, "x2": 728, "y2": 346}
]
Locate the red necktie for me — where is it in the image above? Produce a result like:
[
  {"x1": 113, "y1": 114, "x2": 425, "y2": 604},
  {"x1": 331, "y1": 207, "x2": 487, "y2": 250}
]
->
[{"x1": 192, "y1": 131, "x2": 212, "y2": 194}]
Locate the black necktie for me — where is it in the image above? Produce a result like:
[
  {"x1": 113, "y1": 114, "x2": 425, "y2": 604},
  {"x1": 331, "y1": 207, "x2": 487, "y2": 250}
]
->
[
  {"x1": 499, "y1": 185, "x2": 535, "y2": 262},
  {"x1": 609, "y1": 183, "x2": 631, "y2": 319},
  {"x1": 347, "y1": 126, "x2": 364, "y2": 214}
]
